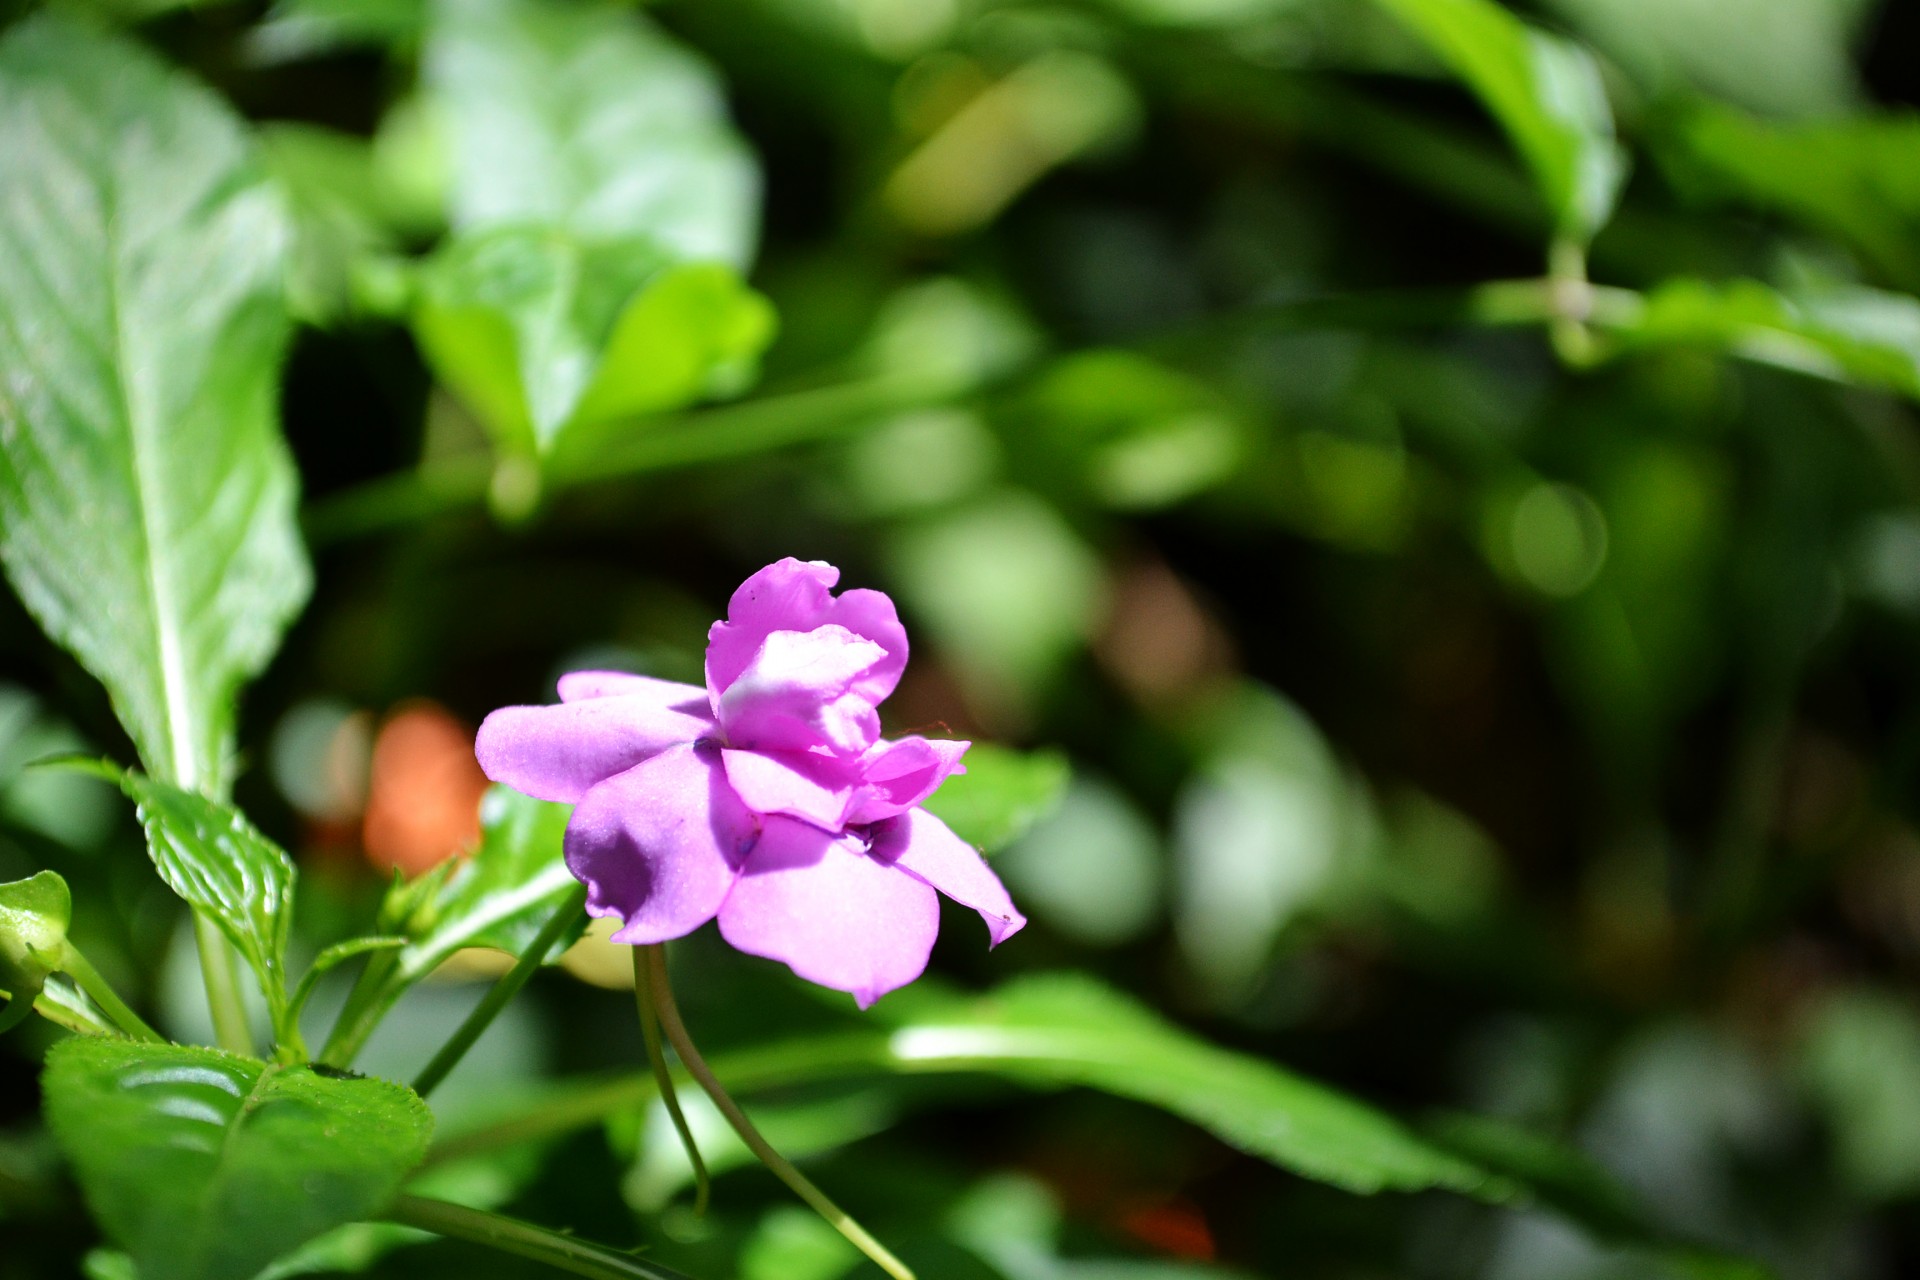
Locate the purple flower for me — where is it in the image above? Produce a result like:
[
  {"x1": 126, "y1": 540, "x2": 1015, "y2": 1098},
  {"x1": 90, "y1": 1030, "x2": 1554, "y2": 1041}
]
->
[{"x1": 476, "y1": 558, "x2": 1026, "y2": 1006}]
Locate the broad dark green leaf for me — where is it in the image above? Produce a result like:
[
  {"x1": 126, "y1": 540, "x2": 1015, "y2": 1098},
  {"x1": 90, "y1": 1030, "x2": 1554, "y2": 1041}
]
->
[
  {"x1": 1375, "y1": 0, "x2": 1625, "y2": 245},
  {"x1": 414, "y1": 226, "x2": 773, "y2": 455},
  {"x1": 394, "y1": 784, "x2": 583, "y2": 984},
  {"x1": 0, "y1": 17, "x2": 310, "y2": 795},
  {"x1": 42, "y1": 1038, "x2": 432, "y2": 1280},
  {"x1": 0, "y1": 870, "x2": 69, "y2": 1032},
  {"x1": 116, "y1": 770, "x2": 296, "y2": 1033},
  {"x1": 424, "y1": 0, "x2": 758, "y2": 264},
  {"x1": 1611, "y1": 278, "x2": 1920, "y2": 401},
  {"x1": 921, "y1": 745, "x2": 1071, "y2": 855}
]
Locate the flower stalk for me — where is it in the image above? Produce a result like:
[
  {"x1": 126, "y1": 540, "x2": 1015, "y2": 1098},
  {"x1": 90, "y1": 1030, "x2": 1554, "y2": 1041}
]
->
[
  {"x1": 633, "y1": 946, "x2": 709, "y2": 1215},
  {"x1": 636, "y1": 945, "x2": 916, "y2": 1280}
]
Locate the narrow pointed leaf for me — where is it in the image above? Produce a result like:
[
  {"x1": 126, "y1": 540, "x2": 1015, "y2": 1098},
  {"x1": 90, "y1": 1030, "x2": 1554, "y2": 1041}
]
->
[
  {"x1": 42, "y1": 1038, "x2": 432, "y2": 1280},
  {"x1": 0, "y1": 17, "x2": 309, "y2": 794}
]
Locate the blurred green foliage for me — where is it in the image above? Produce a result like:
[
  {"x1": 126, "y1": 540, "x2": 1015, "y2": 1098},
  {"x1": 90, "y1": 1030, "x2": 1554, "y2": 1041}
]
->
[{"x1": 4, "y1": 0, "x2": 1920, "y2": 1276}]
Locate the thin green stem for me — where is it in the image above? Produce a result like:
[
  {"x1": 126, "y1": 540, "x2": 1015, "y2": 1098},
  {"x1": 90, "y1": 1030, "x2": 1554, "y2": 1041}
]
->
[
  {"x1": 639, "y1": 947, "x2": 916, "y2": 1280},
  {"x1": 59, "y1": 943, "x2": 162, "y2": 1042},
  {"x1": 412, "y1": 887, "x2": 586, "y2": 1098},
  {"x1": 382, "y1": 1194, "x2": 695, "y2": 1280},
  {"x1": 194, "y1": 914, "x2": 253, "y2": 1055},
  {"x1": 633, "y1": 946, "x2": 709, "y2": 1215},
  {"x1": 319, "y1": 945, "x2": 403, "y2": 1067}
]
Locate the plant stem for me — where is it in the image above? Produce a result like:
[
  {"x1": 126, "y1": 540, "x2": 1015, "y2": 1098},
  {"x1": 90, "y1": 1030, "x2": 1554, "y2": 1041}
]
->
[
  {"x1": 412, "y1": 887, "x2": 586, "y2": 1098},
  {"x1": 632, "y1": 946, "x2": 709, "y2": 1215},
  {"x1": 319, "y1": 945, "x2": 403, "y2": 1067},
  {"x1": 59, "y1": 943, "x2": 162, "y2": 1042},
  {"x1": 638, "y1": 947, "x2": 916, "y2": 1280},
  {"x1": 383, "y1": 1194, "x2": 695, "y2": 1280},
  {"x1": 194, "y1": 914, "x2": 253, "y2": 1055}
]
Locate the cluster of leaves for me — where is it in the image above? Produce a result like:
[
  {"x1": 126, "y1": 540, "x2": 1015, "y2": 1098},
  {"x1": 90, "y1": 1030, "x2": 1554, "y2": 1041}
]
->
[{"x1": 0, "y1": 0, "x2": 1917, "y2": 1276}]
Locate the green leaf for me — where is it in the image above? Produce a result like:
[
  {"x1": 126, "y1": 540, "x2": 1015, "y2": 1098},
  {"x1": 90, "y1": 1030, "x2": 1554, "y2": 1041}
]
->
[
  {"x1": 287, "y1": 937, "x2": 407, "y2": 1027},
  {"x1": 1374, "y1": 0, "x2": 1626, "y2": 245},
  {"x1": 413, "y1": 227, "x2": 773, "y2": 455},
  {"x1": 258, "y1": 123, "x2": 405, "y2": 326},
  {"x1": 921, "y1": 745, "x2": 1072, "y2": 855},
  {"x1": 411, "y1": 784, "x2": 582, "y2": 969},
  {"x1": 0, "y1": 17, "x2": 310, "y2": 795},
  {"x1": 42, "y1": 1038, "x2": 433, "y2": 1280},
  {"x1": 1657, "y1": 104, "x2": 1920, "y2": 286},
  {"x1": 0, "y1": 870, "x2": 69, "y2": 1033},
  {"x1": 424, "y1": 0, "x2": 758, "y2": 265},
  {"x1": 1611, "y1": 278, "x2": 1920, "y2": 400},
  {"x1": 116, "y1": 770, "x2": 296, "y2": 1034},
  {"x1": 884, "y1": 973, "x2": 1504, "y2": 1196}
]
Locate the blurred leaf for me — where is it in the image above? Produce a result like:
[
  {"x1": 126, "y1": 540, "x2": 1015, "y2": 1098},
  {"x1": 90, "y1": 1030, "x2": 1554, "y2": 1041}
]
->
[
  {"x1": 115, "y1": 770, "x2": 296, "y2": 1037},
  {"x1": 1611, "y1": 278, "x2": 1920, "y2": 400},
  {"x1": 1798, "y1": 989, "x2": 1920, "y2": 1202},
  {"x1": 0, "y1": 870, "x2": 69, "y2": 1033},
  {"x1": 921, "y1": 744, "x2": 1072, "y2": 855},
  {"x1": 1023, "y1": 352, "x2": 1244, "y2": 510},
  {"x1": 1375, "y1": 0, "x2": 1625, "y2": 244},
  {"x1": 1542, "y1": 0, "x2": 1872, "y2": 119},
  {"x1": 258, "y1": 124, "x2": 405, "y2": 325},
  {"x1": 1657, "y1": 104, "x2": 1920, "y2": 285},
  {"x1": 741, "y1": 1208, "x2": 859, "y2": 1280},
  {"x1": 249, "y1": 0, "x2": 428, "y2": 61},
  {"x1": 415, "y1": 227, "x2": 774, "y2": 456},
  {"x1": 995, "y1": 778, "x2": 1163, "y2": 947},
  {"x1": 0, "y1": 17, "x2": 309, "y2": 795},
  {"x1": 626, "y1": 1087, "x2": 897, "y2": 1212},
  {"x1": 406, "y1": 784, "x2": 582, "y2": 973},
  {"x1": 949, "y1": 1172, "x2": 1250, "y2": 1280},
  {"x1": 42, "y1": 1038, "x2": 432, "y2": 1280},
  {"x1": 887, "y1": 973, "x2": 1505, "y2": 1197},
  {"x1": 424, "y1": 0, "x2": 757, "y2": 264}
]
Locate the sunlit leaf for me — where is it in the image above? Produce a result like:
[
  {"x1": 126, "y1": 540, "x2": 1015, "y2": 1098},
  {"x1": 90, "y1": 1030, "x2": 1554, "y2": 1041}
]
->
[
  {"x1": 425, "y1": 0, "x2": 757, "y2": 264},
  {"x1": 116, "y1": 770, "x2": 296, "y2": 1034},
  {"x1": 921, "y1": 744, "x2": 1071, "y2": 855},
  {"x1": 414, "y1": 227, "x2": 773, "y2": 455},
  {"x1": 42, "y1": 1038, "x2": 432, "y2": 1280},
  {"x1": 0, "y1": 17, "x2": 309, "y2": 795},
  {"x1": 1375, "y1": 0, "x2": 1626, "y2": 244},
  {"x1": 0, "y1": 870, "x2": 69, "y2": 1033}
]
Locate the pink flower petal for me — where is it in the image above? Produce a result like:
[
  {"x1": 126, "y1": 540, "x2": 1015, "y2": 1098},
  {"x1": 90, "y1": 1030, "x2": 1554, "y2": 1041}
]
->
[
  {"x1": 845, "y1": 737, "x2": 971, "y2": 826},
  {"x1": 872, "y1": 808, "x2": 1026, "y2": 946},
  {"x1": 557, "y1": 670, "x2": 708, "y2": 706},
  {"x1": 718, "y1": 817, "x2": 939, "y2": 1007},
  {"x1": 706, "y1": 558, "x2": 908, "y2": 711},
  {"x1": 715, "y1": 625, "x2": 886, "y2": 755},
  {"x1": 566, "y1": 743, "x2": 756, "y2": 944},
  {"x1": 721, "y1": 747, "x2": 858, "y2": 829},
  {"x1": 476, "y1": 693, "x2": 715, "y2": 803}
]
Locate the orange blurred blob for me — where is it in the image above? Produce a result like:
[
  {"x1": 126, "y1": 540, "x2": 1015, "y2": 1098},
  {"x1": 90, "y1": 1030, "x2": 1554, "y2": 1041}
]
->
[
  {"x1": 1114, "y1": 1196, "x2": 1216, "y2": 1261},
  {"x1": 362, "y1": 700, "x2": 489, "y2": 877}
]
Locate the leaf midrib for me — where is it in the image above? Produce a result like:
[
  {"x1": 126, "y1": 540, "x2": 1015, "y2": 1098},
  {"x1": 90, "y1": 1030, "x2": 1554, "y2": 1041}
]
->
[{"x1": 100, "y1": 158, "x2": 200, "y2": 792}]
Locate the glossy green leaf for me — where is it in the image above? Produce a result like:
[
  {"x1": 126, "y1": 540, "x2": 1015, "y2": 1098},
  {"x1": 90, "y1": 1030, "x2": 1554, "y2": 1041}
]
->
[
  {"x1": 116, "y1": 770, "x2": 296, "y2": 1033},
  {"x1": 409, "y1": 784, "x2": 582, "y2": 973},
  {"x1": 882, "y1": 973, "x2": 1505, "y2": 1196},
  {"x1": 424, "y1": 0, "x2": 758, "y2": 265},
  {"x1": 921, "y1": 745, "x2": 1072, "y2": 855},
  {"x1": 1611, "y1": 278, "x2": 1920, "y2": 401},
  {"x1": 414, "y1": 227, "x2": 773, "y2": 455},
  {"x1": 0, "y1": 870, "x2": 69, "y2": 1033},
  {"x1": 0, "y1": 17, "x2": 310, "y2": 795},
  {"x1": 1375, "y1": 0, "x2": 1625, "y2": 244},
  {"x1": 42, "y1": 1038, "x2": 432, "y2": 1280}
]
